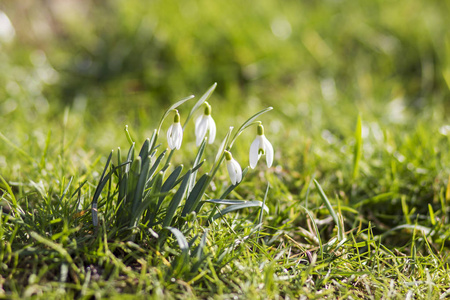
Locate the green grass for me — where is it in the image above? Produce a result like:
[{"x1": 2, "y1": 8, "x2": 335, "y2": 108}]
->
[{"x1": 1, "y1": 0, "x2": 450, "y2": 298}]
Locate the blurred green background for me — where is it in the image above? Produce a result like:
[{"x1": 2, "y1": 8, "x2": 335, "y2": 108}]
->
[{"x1": 1, "y1": 0, "x2": 449, "y2": 231}]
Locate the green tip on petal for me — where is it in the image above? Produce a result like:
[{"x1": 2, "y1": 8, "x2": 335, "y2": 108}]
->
[
  {"x1": 257, "y1": 123, "x2": 264, "y2": 135},
  {"x1": 204, "y1": 102, "x2": 212, "y2": 115},
  {"x1": 224, "y1": 150, "x2": 232, "y2": 161},
  {"x1": 174, "y1": 110, "x2": 181, "y2": 123}
]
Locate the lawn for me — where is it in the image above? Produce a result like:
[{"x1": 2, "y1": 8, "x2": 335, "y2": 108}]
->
[{"x1": 1, "y1": 0, "x2": 450, "y2": 298}]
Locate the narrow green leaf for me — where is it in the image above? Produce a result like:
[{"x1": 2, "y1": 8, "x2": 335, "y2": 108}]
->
[
  {"x1": 229, "y1": 107, "x2": 273, "y2": 147},
  {"x1": 148, "y1": 165, "x2": 183, "y2": 225},
  {"x1": 298, "y1": 205, "x2": 323, "y2": 259},
  {"x1": 354, "y1": 192, "x2": 395, "y2": 208},
  {"x1": 146, "y1": 149, "x2": 167, "y2": 186},
  {"x1": 124, "y1": 157, "x2": 142, "y2": 220},
  {"x1": 138, "y1": 138, "x2": 151, "y2": 162},
  {"x1": 39, "y1": 129, "x2": 52, "y2": 170},
  {"x1": 381, "y1": 224, "x2": 432, "y2": 237},
  {"x1": 59, "y1": 176, "x2": 73, "y2": 203},
  {"x1": 188, "y1": 138, "x2": 207, "y2": 197},
  {"x1": 313, "y1": 179, "x2": 344, "y2": 241},
  {"x1": 130, "y1": 156, "x2": 152, "y2": 227},
  {"x1": 162, "y1": 166, "x2": 184, "y2": 193},
  {"x1": 352, "y1": 115, "x2": 362, "y2": 180},
  {"x1": 214, "y1": 126, "x2": 234, "y2": 164},
  {"x1": 0, "y1": 131, "x2": 35, "y2": 163},
  {"x1": 258, "y1": 183, "x2": 270, "y2": 225},
  {"x1": 30, "y1": 232, "x2": 79, "y2": 273},
  {"x1": 125, "y1": 143, "x2": 135, "y2": 173},
  {"x1": 210, "y1": 201, "x2": 269, "y2": 221},
  {"x1": 182, "y1": 174, "x2": 210, "y2": 217},
  {"x1": 206, "y1": 199, "x2": 252, "y2": 205},
  {"x1": 92, "y1": 151, "x2": 113, "y2": 207},
  {"x1": 115, "y1": 147, "x2": 122, "y2": 175},
  {"x1": 191, "y1": 231, "x2": 208, "y2": 273},
  {"x1": 133, "y1": 172, "x2": 163, "y2": 225},
  {"x1": 184, "y1": 83, "x2": 217, "y2": 129},
  {"x1": 0, "y1": 174, "x2": 18, "y2": 211},
  {"x1": 198, "y1": 233, "x2": 207, "y2": 259},
  {"x1": 71, "y1": 180, "x2": 87, "y2": 200},
  {"x1": 148, "y1": 129, "x2": 158, "y2": 153},
  {"x1": 124, "y1": 125, "x2": 134, "y2": 146},
  {"x1": 92, "y1": 172, "x2": 113, "y2": 227},
  {"x1": 158, "y1": 95, "x2": 195, "y2": 133},
  {"x1": 163, "y1": 169, "x2": 192, "y2": 227},
  {"x1": 304, "y1": 174, "x2": 315, "y2": 210},
  {"x1": 428, "y1": 204, "x2": 436, "y2": 226},
  {"x1": 174, "y1": 161, "x2": 204, "y2": 187}
]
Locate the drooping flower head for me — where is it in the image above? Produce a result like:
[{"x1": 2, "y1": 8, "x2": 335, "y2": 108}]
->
[
  {"x1": 249, "y1": 123, "x2": 273, "y2": 169},
  {"x1": 195, "y1": 102, "x2": 216, "y2": 146},
  {"x1": 225, "y1": 150, "x2": 242, "y2": 185},
  {"x1": 167, "y1": 110, "x2": 183, "y2": 150}
]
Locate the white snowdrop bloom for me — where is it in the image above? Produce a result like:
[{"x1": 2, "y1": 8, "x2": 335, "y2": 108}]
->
[
  {"x1": 167, "y1": 110, "x2": 183, "y2": 150},
  {"x1": 249, "y1": 123, "x2": 273, "y2": 169},
  {"x1": 225, "y1": 151, "x2": 242, "y2": 185},
  {"x1": 0, "y1": 11, "x2": 15, "y2": 43},
  {"x1": 195, "y1": 102, "x2": 216, "y2": 146}
]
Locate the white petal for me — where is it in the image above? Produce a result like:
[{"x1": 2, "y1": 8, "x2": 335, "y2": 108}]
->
[
  {"x1": 232, "y1": 159, "x2": 242, "y2": 183},
  {"x1": 249, "y1": 137, "x2": 261, "y2": 169},
  {"x1": 208, "y1": 116, "x2": 216, "y2": 144},
  {"x1": 174, "y1": 123, "x2": 183, "y2": 150},
  {"x1": 263, "y1": 135, "x2": 274, "y2": 167},
  {"x1": 195, "y1": 115, "x2": 202, "y2": 132},
  {"x1": 258, "y1": 135, "x2": 266, "y2": 152},
  {"x1": 167, "y1": 124, "x2": 175, "y2": 149},
  {"x1": 227, "y1": 160, "x2": 237, "y2": 185},
  {"x1": 176, "y1": 133, "x2": 183, "y2": 150},
  {"x1": 195, "y1": 116, "x2": 208, "y2": 146}
]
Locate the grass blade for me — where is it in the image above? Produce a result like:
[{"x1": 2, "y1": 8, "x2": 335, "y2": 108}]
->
[
  {"x1": 313, "y1": 179, "x2": 344, "y2": 241},
  {"x1": 0, "y1": 131, "x2": 35, "y2": 163},
  {"x1": 298, "y1": 205, "x2": 323, "y2": 259},
  {"x1": 39, "y1": 129, "x2": 51, "y2": 170},
  {"x1": 258, "y1": 183, "x2": 270, "y2": 225},
  {"x1": 92, "y1": 151, "x2": 114, "y2": 227},
  {"x1": 0, "y1": 174, "x2": 19, "y2": 215},
  {"x1": 352, "y1": 115, "x2": 362, "y2": 181}
]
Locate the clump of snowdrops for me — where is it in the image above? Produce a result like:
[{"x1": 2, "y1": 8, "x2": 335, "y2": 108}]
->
[{"x1": 91, "y1": 83, "x2": 273, "y2": 244}]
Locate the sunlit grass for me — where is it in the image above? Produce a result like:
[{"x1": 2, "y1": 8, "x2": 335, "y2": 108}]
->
[{"x1": 1, "y1": 0, "x2": 450, "y2": 298}]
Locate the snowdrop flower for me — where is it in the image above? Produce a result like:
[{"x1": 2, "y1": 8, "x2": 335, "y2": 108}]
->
[
  {"x1": 225, "y1": 150, "x2": 242, "y2": 185},
  {"x1": 167, "y1": 110, "x2": 183, "y2": 150},
  {"x1": 195, "y1": 102, "x2": 216, "y2": 146},
  {"x1": 249, "y1": 123, "x2": 273, "y2": 169}
]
